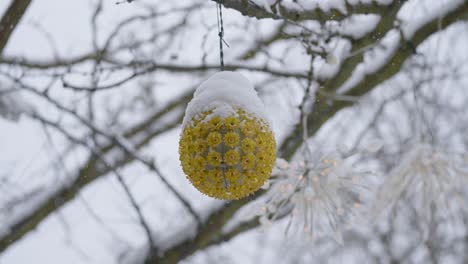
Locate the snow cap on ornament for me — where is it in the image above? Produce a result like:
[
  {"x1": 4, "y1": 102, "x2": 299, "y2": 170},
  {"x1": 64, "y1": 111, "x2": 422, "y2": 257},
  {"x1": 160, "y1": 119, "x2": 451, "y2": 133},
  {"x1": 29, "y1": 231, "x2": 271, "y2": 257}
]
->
[{"x1": 179, "y1": 71, "x2": 276, "y2": 200}]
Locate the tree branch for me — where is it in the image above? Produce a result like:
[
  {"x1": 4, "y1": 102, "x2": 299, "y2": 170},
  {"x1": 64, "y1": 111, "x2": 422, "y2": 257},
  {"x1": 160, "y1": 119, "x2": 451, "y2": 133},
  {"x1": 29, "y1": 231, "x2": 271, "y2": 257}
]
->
[
  {"x1": 320, "y1": 0, "x2": 404, "y2": 92},
  {"x1": 144, "y1": 3, "x2": 468, "y2": 263},
  {"x1": 280, "y1": 1, "x2": 468, "y2": 160},
  {"x1": 0, "y1": 0, "x2": 32, "y2": 55},
  {"x1": 1, "y1": 0, "x2": 467, "y2": 259},
  {"x1": 0, "y1": 91, "x2": 192, "y2": 253},
  {"x1": 147, "y1": 196, "x2": 259, "y2": 264},
  {"x1": 211, "y1": 0, "x2": 393, "y2": 23}
]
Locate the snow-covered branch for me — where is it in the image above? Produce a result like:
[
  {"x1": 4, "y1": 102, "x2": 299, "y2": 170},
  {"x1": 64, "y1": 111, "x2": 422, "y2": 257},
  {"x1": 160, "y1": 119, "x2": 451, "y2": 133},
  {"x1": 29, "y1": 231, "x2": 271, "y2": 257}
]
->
[
  {"x1": 279, "y1": 0, "x2": 468, "y2": 160},
  {"x1": 213, "y1": 0, "x2": 394, "y2": 23}
]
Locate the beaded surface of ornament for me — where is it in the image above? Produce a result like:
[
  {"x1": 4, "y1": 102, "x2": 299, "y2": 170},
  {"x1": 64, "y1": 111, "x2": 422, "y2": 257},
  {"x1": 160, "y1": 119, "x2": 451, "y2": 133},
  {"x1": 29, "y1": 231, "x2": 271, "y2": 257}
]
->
[{"x1": 179, "y1": 108, "x2": 276, "y2": 200}]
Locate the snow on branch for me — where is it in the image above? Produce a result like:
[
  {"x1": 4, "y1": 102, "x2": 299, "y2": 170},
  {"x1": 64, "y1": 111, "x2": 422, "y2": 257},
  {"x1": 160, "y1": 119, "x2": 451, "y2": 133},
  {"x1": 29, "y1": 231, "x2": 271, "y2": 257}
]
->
[
  {"x1": 213, "y1": 0, "x2": 394, "y2": 23},
  {"x1": 280, "y1": 1, "x2": 468, "y2": 160},
  {"x1": 335, "y1": 1, "x2": 468, "y2": 95}
]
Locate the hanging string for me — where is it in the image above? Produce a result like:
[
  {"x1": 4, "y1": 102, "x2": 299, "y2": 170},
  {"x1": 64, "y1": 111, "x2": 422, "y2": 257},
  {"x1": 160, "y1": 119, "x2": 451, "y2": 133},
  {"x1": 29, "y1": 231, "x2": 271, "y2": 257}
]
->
[{"x1": 216, "y1": 2, "x2": 228, "y2": 71}]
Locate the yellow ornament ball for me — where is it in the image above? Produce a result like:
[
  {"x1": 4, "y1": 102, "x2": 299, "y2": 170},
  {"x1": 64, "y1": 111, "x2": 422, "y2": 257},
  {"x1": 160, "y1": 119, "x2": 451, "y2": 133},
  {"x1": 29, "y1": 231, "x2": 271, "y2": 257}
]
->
[
  {"x1": 179, "y1": 71, "x2": 276, "y2": 200},
  {"x1": 180, "y1": 109, "x2": 276, "y2": 200}
]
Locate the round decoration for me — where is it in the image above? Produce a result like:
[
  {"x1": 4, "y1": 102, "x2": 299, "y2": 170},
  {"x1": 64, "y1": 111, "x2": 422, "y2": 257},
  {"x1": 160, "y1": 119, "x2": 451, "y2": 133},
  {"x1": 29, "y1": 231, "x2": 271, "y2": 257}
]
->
[{"x1": 179, "y1": 72, "x2": 276, "y2": 200}]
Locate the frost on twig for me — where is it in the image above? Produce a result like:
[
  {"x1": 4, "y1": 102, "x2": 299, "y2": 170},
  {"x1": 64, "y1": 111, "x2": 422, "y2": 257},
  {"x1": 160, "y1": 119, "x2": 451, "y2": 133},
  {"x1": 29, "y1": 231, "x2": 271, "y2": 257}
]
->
[{"x1": 373, "y1": 143, "x2": 468, "y2": 239}]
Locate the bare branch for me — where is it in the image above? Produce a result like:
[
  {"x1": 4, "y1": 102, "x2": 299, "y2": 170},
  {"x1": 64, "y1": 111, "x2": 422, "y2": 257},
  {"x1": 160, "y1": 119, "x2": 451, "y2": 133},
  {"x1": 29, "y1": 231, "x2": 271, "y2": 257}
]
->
[
  {"x1": 0, "y1": 0, "x2": 32, "y2": 55},
  {"x1": 0, "y1": 88, "x2": 192, "y2": 252}
]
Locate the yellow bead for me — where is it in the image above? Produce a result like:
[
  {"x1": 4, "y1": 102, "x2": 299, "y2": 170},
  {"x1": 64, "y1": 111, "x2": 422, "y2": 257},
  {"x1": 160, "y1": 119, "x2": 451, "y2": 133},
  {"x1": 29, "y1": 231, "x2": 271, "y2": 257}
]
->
[
  {"x1": 255, "y1": 166, "x2": 270, "y2": 178},
  {"x1": 225, "y1": 150, "x2": 240, "y2": 166},
  {"x1": 257, "y1": 152, "x2": 268, "y2": 163},
  {"x1": 193, "y1": 124, "x2": 208, "y2": 138},
  {"x1": 187, "y1": 143, "x2": 195, "y2": 154},
  {"x1": 207, "y1": 132, "x2": 222, "y2": 147},
  {"x1": 193, "y1": 139, "x2": 206, "y2": 154},
  {"x1": 226, "y1": 168, "x2": 240, "y2": 182},
  {"x1": 241, "y1": 138, "x2": 256, "y2": 153},
  {"x1": 241, "y1": 153, "x2": 256, "y2": 170},
  {"x1": 207, "y1": 150, "x2": 221, "y2": 166},
  {"x1": 223, "y1": 132, "x2": 240, "y2": 148},
  {"x1": 183, "y1": 128, "x2": 194, "y2": 139},
  {"x1": 208, "y1": 116, "x2": 223, "y2": 130},
  {"x1": 224, "y1": 116, "x2": 240, "y2": 130},
  {"x1": 255, "y1": 133, "x2": 268, "y2": 148},
  {"x1": 207, "y1": 170, "x2": 222, "y2": 184},
  {"x1": 193, "y1": 156, "x2": 206, "y2": 170},
  {"x1": 240, "y1": 121, "x2": 256, "y2": 137}
]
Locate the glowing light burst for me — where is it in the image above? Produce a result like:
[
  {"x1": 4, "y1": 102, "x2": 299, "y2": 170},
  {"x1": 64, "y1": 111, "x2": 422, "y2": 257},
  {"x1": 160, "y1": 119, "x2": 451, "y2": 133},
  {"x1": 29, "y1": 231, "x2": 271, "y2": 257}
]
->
[
  {"x1": 373, "y1": 143, "x2": 468, "y2": 237},
  {"x1": 255, "y1": 153, "x2": 374, "y2": 243}
]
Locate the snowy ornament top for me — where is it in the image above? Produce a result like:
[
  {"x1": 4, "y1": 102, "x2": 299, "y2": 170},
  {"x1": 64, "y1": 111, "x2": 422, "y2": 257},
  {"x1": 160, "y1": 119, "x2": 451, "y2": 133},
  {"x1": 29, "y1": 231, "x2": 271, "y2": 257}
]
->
[{"x1": 182, "y1": 71, "x2": 271, "y2": 129}]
